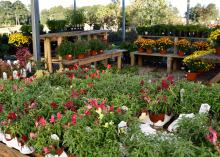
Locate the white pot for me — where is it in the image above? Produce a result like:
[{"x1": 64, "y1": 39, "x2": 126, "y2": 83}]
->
[
  {"x1": 19, "y1": 144, "x2": 35, "y2": 154},
  {"x1": 4, "y1": 134, "x2": 20, "y2": 149},
  {"x1": 0, "y1": 131, "x2": 4, "y2": 142},
  {"x1": 59, "y1": 151, "x2": 68, "y2": 157}
]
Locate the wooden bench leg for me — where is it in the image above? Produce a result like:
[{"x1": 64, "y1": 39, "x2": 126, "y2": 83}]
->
[
  {"x1": 117, "y1": 55, "x2": 122, "y2": 69},
  {"x1": 103, "y1": 59, "x2": 108, "y2": 67},
  {"x1": 167, "y1": 57, "x2": 173, "y2": 73},
  {"x1": 173, "y1": 59, "x2": 177, "y2": 71},
  {"x1": 209, "y1": 73, "x2": 220, "y2": 83},
  {"x1": 130, "y1": 52, "x2": 135, "y2": 66},
  {"x1": 138, "y1": 55, "x2": 143, "y2": 66}
]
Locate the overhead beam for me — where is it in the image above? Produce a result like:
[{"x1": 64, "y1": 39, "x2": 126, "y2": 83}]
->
[{"x1": 31, "y1": 0, "x2": 41, "y2": 61}]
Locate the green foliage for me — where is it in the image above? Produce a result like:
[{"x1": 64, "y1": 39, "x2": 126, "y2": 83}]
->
[
  {"x1": 177, "y1": 114, "x2": 209, "y2": 145},
  {"x1": 72, "y1": 40, "x2": 89, "y2": 55},
  {"x1": 89, "y1": 39, "x2": 106, "y2": 51},
  {"x1": 66, "y1": 10, "x2": 85, "y2": 26},
  {"x1": 20, "y1": 24, "x2": 44, "y2": 34},
  {"x1": 0, "y1": 43, "x2": 9, "y2": 57},
  {"x1": 57, "y1": 40, "x2": 74, "y2": 57},
  {"x1": 46, "y1": 20, "x2": 67, "y2": 32}
]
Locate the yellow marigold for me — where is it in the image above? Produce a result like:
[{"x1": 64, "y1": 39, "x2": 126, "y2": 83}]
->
[
  {"x1": 141, "y1": 39, "x2": 156, "y2": 49},
  {"x1": 192, "y1": 41, "x2": 209, "y2": 50},
  {"x1": 134, "y1": 38, "x2": 146, "y2": 48},
  {"x1": 176, "y1": 39, "x2": 191, "y2": 51}
]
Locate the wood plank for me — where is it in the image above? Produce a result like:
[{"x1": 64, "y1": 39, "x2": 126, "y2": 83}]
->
[
  {"x1": 40, "y1": 30, "x2": 109, "y2": 39},
  {"x1": 132, "y1": 51, "x2": 185, "y2": 59},
  {"x1": 0, "y1": 143, "x2": 29, "y2": 157},
  {"x1": 210, "y1": 73, "x2": 220, "y2": 83},
  {"x1": 167, "y1": 57, "x2": 173, "y2": 73},
  {"x1": 130, "y1": 52, "x2": 135, "y2": 66},
  {"x1": 45, "y1": 38, "x2": 52, "y2": 73}
]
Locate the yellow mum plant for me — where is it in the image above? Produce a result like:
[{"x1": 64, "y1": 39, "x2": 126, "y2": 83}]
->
[
  {"x1": 156, "y1": 37, "x2": 174, "y2": 50},
  {"x1": 8, "y1": 33, "x2": 31, "y2": 47},
  {"x1": 183, "y1": 49, "x2": 215, "y2": 72},
  {"x1": 208, "y1": 29, "x2": 220, "y2": 47},
  {"x1": 134, "y1": 38, "x2": 146, "y2": 48},
  {"x1": 176, "y1": 39, "x2": 191, "y2": 51},
  {"x1": 192, "y1": 41, "x2": 209, "y2": 51},
  {"x1": 142, "y1": 39, "x2": 156, "y2": 49}
]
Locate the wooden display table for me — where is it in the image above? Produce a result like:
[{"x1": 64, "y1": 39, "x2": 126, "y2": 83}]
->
[
  {"x1": 196, "y1": 53, "x2": 220, "y2": 83},
  {"x1": 130, "y1": 51, "x2": 185, "y2": 73},
  {"x1": 40, "y1": 30, "x2": 109, "y2": 73},
  {"x1": 63, "y1": 49, "x2": 126, "y2": 69}
]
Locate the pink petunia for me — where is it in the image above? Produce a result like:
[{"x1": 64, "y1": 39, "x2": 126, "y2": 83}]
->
[
  {"x1": 0, "y1": 104, "x2": 3, "y2": 113},
  {"x1": 161, "y1": 80, "x2": 169, "y2": 89},
  {"x1": 71, "y1": 114, "x2": 77, "y2": 125},
  {"x1": 84, "y1": 110, "x2": 91, "y2": 116},
  {"x1": 49, "y1": 115, "x2": 55, "y2": 123},
  {"x1": 7, "y1": 112, "x2": 17, "y2": 120},
  {"x1": 107, "y1": 64, "x2": 112, "y2": 69},
  {"x1": 43, "y1": 147, "x2": 50, "y2": 154},
  {"x1": 39, "y1": 117, "x2": 47, "y2": 126},
  {"x1": 109, "y1": 105, "x2": 114, "y2": 112},
  {"x1": 12, "y1": 84, "x2": 18, "y2": 92},
  {"x1": 117, "y1": 107, "x2": 122, "y2": 113},
  {"x1": 206, "y1": 127, "x2": 218, "y2": 145},
  {"x1": 71, "y1": 90, "x2": 79, "y2": 98},
  {"x1": 30, "y1": 132, "x2": 37, "y2": 139},
  {"x1": 57, "y1": 112, "x2": 62, "y2": 119}
]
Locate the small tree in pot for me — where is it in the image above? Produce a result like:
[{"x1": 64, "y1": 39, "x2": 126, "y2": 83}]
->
[{"x1": 57, "y1": 40, "x2": 74, "y2": 60}]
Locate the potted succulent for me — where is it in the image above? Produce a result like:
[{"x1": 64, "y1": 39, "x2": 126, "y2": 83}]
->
[
  {"x1": 73, "y1": 40, "x2": 89, "y2": 59},
  {"x1": 208, "y1": 29, "x2": 220, "y2": 55},
  {"x1": 142, "y1": 39, "x2": 156, "y2": 54},
  {"x1": 140, "y1": 76, "x2": 177, "y2": 127},
  {"x1": 156, "y1": 37, "x2": 174, "y2": 54},
  {"x1": 176, "y1": 38, "x2": 191, "y2": 56},
  {"x1": 57, "y1": 40, "x2": 74, "y2": 60},
  {"x1": 89, "y1": 39, "x2": 106, "y2": 56},
  {"x1": 183, "y1": 50, "x2": 215, "y2": 81},
  {"x1": 134, "y1": 38, "x2": 146, "y2": 52}
]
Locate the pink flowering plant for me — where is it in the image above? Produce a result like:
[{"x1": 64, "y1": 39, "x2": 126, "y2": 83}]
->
[{"x1": 140, "y1": 75, "x2": 178, "y2": 114}]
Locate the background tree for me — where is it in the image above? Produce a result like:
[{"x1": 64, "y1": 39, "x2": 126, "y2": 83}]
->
[{"x1": 188, "y1": 3, "x2": 219, "y2": 25}]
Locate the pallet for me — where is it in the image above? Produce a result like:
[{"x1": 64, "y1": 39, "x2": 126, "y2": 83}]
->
[{"x1": 0, "y1": 143, "x2": 29, "y2": 157}]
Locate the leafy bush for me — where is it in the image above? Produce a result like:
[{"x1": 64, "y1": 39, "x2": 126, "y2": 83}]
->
[
  {"x1": 46, "y1": 20, "x2": 67, "y2": 32},
  {"x1": 57, "y1": 40, "x2": 74, "y2": 57}
]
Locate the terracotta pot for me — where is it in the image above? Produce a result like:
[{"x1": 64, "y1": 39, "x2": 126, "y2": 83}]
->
[
  {"x1": 138, "y1": 48, "x2": 145, "y2": 53},
  {"x1": 149, "y1": 113, "x2": 165, "y2": 123},
  {"x1": 178, "y1": 50, "x2": 185, "y2": 56},
  {"x1": 68, "y1": 154, "x2": 77, "y2": 157},
  {"x1": 56, "y1": 147, "x2": 64, "y2": 156},
  {"x1": 159, "y1": 49, "x2": 167, "y2": 55},
  {"x1": 215, "y1": 46, "x2": 220, "y2": 55},
  {"x1": 98, "y1": 50, "x2": 104, "y2": 54},
  {"x1": 65, "y1": 54, "x2": 73, "y2": 60},
  {"x1": 77, "y1": 54, "x2": 86, "y2": 59},
  {"x1": 186, "y1": 72, "x2": 198, "y2": 81},
  {"x1": 90, "y1": 50, "x2": 98, "y2": 56},
  {"x1": 146, "y1": 48, "x2": 153, "y2": 54}
]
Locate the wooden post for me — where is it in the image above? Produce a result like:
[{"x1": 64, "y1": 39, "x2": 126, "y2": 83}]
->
[
  {"x1": 138, "y1": 55, "x2": 143, "y2": 66},
  {"x1": 173, "y1": 59, "x2": 178, "y2": 71},
  {"x1": 174, "y1": 37, "x2": 178, "y2": 54},
  {"x1": 93, "y1": 35, "x2": 98, "y2": 39},
  {"x1": 117, "y1": 54, "x2": 122, "y2": 69},
  {"x1": 43, "y1": 39, "x2": 48, "y2": 69},
  {"x1": 45, "y1": 38, "x2": 52, "y2": 73},
  {"x1": 77, "y1": 35, "x2": 81, "y2": 41},
  {"x1": 87, "y1": 35, "x2": 91, "y2": 41},
  {"x1": 130, "y1": 52, "x2": 135, "y2": 66},
  {"x1": 167, "y1": 57, "x2": 173, "y2": 73},
  {"x1": 57, "y1": 37, "x2": 64, "y2": 71}
]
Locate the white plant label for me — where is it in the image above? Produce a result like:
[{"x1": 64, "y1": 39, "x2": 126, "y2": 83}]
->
[
  {"x1": 199, "y1": 103, "x2": 211, "y2": 114},
  {"x1": 3, "y1": 72, "x2": 7, "y2": 80}
]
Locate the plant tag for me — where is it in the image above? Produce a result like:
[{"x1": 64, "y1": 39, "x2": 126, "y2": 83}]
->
[
  {"x1": 26, "y1": 61, "x2": 32, "y2": 73},
  {"x1": 13, "y1": 70, "x2": 18, "y2": 79},
  {"x1": 199, "y1": 103, "x2": 211, "y2": 114},
  {"x1": 118, "y1": 121, "x2": 127, "y2": 134},
  {"x1": 3, "y1": 72, "x2": 7, "y2": 80}
]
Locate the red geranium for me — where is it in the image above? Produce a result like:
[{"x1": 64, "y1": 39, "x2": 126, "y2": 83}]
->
[
  {"x1": 50, "y1": 102, "x2": 58, "y2": 109},
  {"x1": 7, "y1": 112, "x2": 17, "y2": 120}
]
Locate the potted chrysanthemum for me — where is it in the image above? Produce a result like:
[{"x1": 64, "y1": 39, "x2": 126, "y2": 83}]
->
[
  {"x1": 208, "y1": 29, "x2": 220, "y2": 55},
  {"x1": 156, "y1": 37, "x2": 174, "y2": 54}
]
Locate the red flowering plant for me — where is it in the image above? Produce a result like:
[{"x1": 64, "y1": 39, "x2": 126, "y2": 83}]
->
[{"x1": 140, "y1": 75, "x2": 178, "y2": 114}]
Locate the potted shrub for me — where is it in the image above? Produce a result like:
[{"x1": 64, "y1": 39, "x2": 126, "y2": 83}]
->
[
  {"x1": 208, "y1": 29, "x2": 220, "y2": 55},
  {"x1": 46, "y1": 20, "x2": 66, "y2": 33},
  {"x1": 183, "y1": 50, "x2": 215, "y2": 81},
  {"x1": 176, "y1": 38, "x2": 191, "y2": 56},
  {"x1": 156, "y1": 37, "x2": 174, "y2": 54},
  {"x1": 73, "y1": 40, "x2": 89, "y2": 59},
  {"x1": 134, "y1": 38, "x2": 145, "y2": 52},
  {"x1": 140, "y1": 76, "x2": 177, "y2": 127},
  {"x1": 89, "y1": 39, "x2": 106, "y2": 56},
  {"x1": 57, "y1": 40, "x2": 74, "y2": 60},
  {"x1": 142, "y1": 39, "x2": 156, "y2": 54},
  {"x1": 66, "y1": 10, "x2": 85, "y2": 31}
]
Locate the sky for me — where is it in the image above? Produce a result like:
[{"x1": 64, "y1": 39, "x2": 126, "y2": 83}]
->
[{"x1": 8, "y1": 0, "x2": 220, "y2": 16}]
